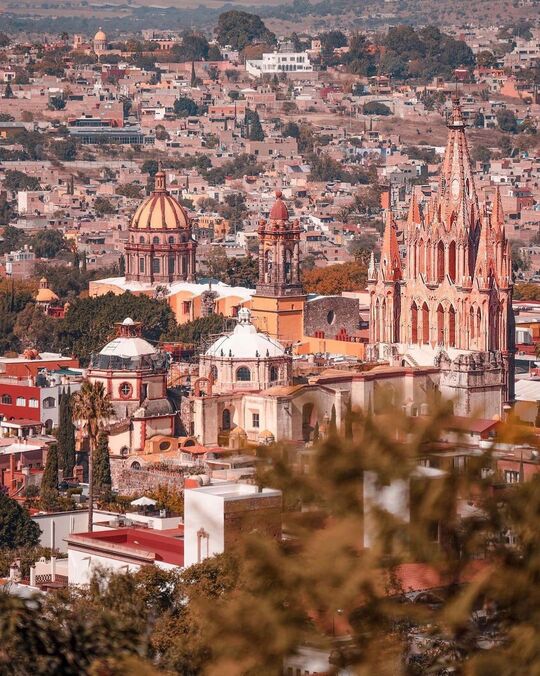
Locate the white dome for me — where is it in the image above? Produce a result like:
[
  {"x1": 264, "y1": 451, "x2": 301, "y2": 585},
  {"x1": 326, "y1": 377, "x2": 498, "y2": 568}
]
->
[
  {"x1": 100, "y1": 335, "x2": 156, "y2": 359},
  {"x1": 205, "y1": 308, "x2": 285, "y2": 359}
]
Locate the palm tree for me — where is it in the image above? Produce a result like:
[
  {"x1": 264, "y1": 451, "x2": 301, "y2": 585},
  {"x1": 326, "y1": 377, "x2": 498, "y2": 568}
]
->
[{"x1": 72, "y1": 380, "x2": 114, "y2": 531}]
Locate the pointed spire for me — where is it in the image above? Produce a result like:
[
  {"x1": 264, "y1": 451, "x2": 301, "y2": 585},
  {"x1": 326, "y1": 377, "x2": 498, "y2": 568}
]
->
[
  {"x1": 407, "y1": 190, "x2": 422, "y2": 228},
  {"x1": 491, "y1": 186, "x2": 505, "y2": 233},
  {"x1": 474, "y1": 206, "x2": 494, "y2": 289},
  {"x1": 368, "y1": 251, "x2": 376, "y2": 281},
  {"x1": 380, "y1": 208, "x2": 401, "y2": 281}
]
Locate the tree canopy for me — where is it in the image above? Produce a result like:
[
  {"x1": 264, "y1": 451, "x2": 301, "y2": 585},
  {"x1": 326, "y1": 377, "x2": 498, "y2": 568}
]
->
[
  {"x1": 0, "y1": 493, "x2": 40, "y2": 549},
  {"x1": 302, "y1": 260, "x2": 367, "y2": 294},
  {"x1": 216, "y1": 10, "x2": 276, "y2": 50}
]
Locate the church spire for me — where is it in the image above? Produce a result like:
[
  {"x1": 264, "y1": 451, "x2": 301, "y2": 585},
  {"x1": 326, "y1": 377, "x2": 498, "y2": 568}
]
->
[
  {"x1": 491, "y1": 186, "x2": 504, "y2": 233},
  {"x1": 407, "y1": 189, "x2": 422, "y2": 229},
  {"x1": 438, "y1": 97, "x2": 479, "y2": 235}
]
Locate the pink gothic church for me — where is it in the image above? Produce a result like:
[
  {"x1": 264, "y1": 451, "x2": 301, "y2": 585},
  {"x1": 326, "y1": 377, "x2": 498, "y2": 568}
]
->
[{"x1": 368, "y1": 99, "x2": 515, "y2": 418}]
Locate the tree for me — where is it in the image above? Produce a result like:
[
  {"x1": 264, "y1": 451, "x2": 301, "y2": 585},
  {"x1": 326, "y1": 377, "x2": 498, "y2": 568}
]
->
[
  {"x1": 93, "y1": 431, "x2": 112, "y2": 498},
  {"x1": 3, "y1": 170, "x2": 41, "y2": 192},
  {"x1": 31, "y1": 229, "x2": 67, "y2": 258},
  {"x1": 497, "y1": 109, "x2": 518, "y2": 133},
  {"x1": 13, "y1": 304, "x2": 57, "y2": 352},
  {"x1": 40, "y1": 443, "x2": 59, "y2": 506},
  {"x1": 0, "y1": 492, "x2": 40, "y2": 549},
  {"x1": 58, "y1": 292, "x2": 176, "y2": 364},
  {"x1": 173, "y1": 96, "x2": 199, "y2": 118},
  {"x1": 50, "y1": 139, "x2": 76, "y2": 161},
  {"x1": 245, "y1": 109, "x2": 265, "y2": 141},
  {"x1": 3, "y1": 82, "x2": 13, "y2": 99},
  {"x1": 72, "y1": 380, "x2": 114, "y2": 531},
  {"x1": 302, "y1": 261, "x2": 367, "y2": 294},
  {"x1": 363, "y1": 101, "x2": 392, "y2": 116},
  {"x1": 171, "y1": 33, "x2": 209, "y2": 62},
  {"x1": 164, "y1": 313, "x2": 225, "y2": 344},
  {"x1": 142, "y1": 160, "x2": 159, "y2": 176},
  {"x1": 94, "y1": 196, "x2": 115, "y2": 216},
  {"x1": 57, "y1": 389, "x2": 76, "y2": 478},
  {"x1": 216, "y1": 10, "x2": 276, "y2": 50}
]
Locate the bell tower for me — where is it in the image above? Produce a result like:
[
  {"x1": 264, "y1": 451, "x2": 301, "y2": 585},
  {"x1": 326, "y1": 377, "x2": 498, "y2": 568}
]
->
[{"x1": 250, "y1": 191, "x2": 306, "y2": 343}]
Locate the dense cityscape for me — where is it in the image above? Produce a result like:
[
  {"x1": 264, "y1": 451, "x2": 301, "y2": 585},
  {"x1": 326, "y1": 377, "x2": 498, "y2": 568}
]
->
[{"x1": 0, "y1": 1, "x2": 540, "y2": 673}]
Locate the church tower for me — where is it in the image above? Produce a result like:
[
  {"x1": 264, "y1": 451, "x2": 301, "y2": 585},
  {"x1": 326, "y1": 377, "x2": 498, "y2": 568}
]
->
[
  {"x1": 124, "y1": 171, "x2": 197, "y2": 285},
  {"x1": 250, "y1": 191, "x2": 306, "y2": 343},
  {"x1": 368, "y1": 98, "x2": 514, "y2": 414}
]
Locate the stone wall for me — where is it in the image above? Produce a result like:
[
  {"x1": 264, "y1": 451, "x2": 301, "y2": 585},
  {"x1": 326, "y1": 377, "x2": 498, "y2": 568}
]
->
[
  {"x1": 111, "y1": 459, "x2": 184, "y2": 495},
  {"x1": 304, "y1": 296, "x2": 360, "y2": 339}
]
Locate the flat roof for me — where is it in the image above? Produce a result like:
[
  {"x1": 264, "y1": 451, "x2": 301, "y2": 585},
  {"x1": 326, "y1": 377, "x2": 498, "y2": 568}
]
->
[
  {"x1": 67, "y1": 527, "x2": 184, "y2": 566},
  {"x1": 186, "y1": 483, "x2": 281, "y2": 501}
]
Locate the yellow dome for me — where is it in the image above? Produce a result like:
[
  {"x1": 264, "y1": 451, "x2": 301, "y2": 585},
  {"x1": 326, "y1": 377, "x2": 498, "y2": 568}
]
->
[
  {"x1": 94, "y1": 28, "x2": 107, "y2": 41},
  {"x1": 130, "y1": 171, "x2": 190, "y2": 231},
  {"x1": 36, "y1": 288, "x2": 59, "y2": 303}
]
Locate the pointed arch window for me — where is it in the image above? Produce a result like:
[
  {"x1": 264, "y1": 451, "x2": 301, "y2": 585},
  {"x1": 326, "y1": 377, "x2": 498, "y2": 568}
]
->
[
  {"x1": 437, "y1": 241, "x2": 445, "y2": 283},
  {"x1": 449, "y1": 306, "x2": 456, "y2": 347},
  {"x1": 422, "y1": 303, "x2": 430, "y2": 345},
  {"x1": 411, "y1": 302, "x2": 418, "y2": 344},
  {"x1": 470, "y1": 306, "x2": 476, "y2": 339},
  {"x1": 437, "y1": 304, "x2": 444, "y2": 345},
  {"x1": 448, "y1": 241, "x2": 456, "y2": 282}
]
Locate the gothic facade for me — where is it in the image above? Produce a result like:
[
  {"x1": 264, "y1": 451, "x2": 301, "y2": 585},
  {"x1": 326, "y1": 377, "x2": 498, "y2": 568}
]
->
[{"x1": 368, "y1": 99, "x2": 515, "y2": 416}]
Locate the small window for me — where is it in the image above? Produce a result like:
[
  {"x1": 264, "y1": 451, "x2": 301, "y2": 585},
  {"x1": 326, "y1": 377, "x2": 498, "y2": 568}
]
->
[
  {"x1": 168, "y1": 236, "x2": 175, "y2": 244},
  {"x1": 152, "y1": 258, "x2": 160, "y2": 274},
  {"x1": 16, "y1": 397, "x2": 26, "y2": 407},
  {"x1": 1, "y1": 394, "x2": 12, "y2": 405},
  {"x1": 139, "y1": 236, "x2": 145, "y2": 244},
  {"x1": 505, "y1": 470, "x2": 520, "y2": 484},
  {"x1": 119, "y1": 382, "x2": 133, "y2": 399},
  {"x1": 159, "y1": 440, "x2": 171, "y2": 451},
  {"x1": 43, "y1": 396, "x2": 55, "y2": 409},
  {"x1": 252, "y1": 412, "x2": 260, "y2": 428},
  {"x1": 270, "y1": 366, "x2": 279, "y2": 381},
  {"x1": 28, "y1": 398, "x2": 39, "y2": 408},
  {"x1": 139, "y1": 257, "x2": 145, "y2": 273},
  {"x1": 153, "y1": 236, "x2": 160, "y2": 245},
  {"x1": 327, "y1": 310, "x2": 335, "y2": 325},
  {"x1": 236, "y1": 367, "x2": 251, "y2": 382}
]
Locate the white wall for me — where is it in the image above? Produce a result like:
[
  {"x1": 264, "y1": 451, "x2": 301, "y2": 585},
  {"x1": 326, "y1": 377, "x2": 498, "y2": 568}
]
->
[
  {"x1": 184, "y1": 489, "x2": 225, "y2": 567},
  {"x1": 363, "y1": 471, "x2": 410, "y2": 549},
  {"x1": 32, "y1": 509, "x2": 118, "y2": 553},
  {"x1": 68, "y1": 547, "x2": 141, "y2": 585}
]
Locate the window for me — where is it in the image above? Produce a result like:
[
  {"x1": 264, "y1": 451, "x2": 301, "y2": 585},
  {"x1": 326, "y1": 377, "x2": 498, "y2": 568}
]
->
[
  {"x1": 43, "y1": 396, "x2": 55, "y2": 409},
  {"x1": 168, "y1": 256, "x2": 175, "y2": 274},
  {"x1": 152, "y1": 258, "x2": 160, "y2": 274},
  {"x1": 139, "y1": 257, "x2": 145, "y2": 273},
  {"x1": 505, "y1": 470, "x2": 520, "y2": 484},
  {"x1": 119, "y1": 382, "x2": 133, "y2": 399},
  {"x1": 210, "y1": 365, "x2": 218, "y2": 382},
  {"x1": 182, "y1": 301, "x2": 191, "y2": 314},
  {"x1": 152, "y1": 236, "x2": 160, "y2": 245},
  {"x1": 28, "y1": 398, "x2": 39, "y2": 408},
  {"x1": 1, "y1": 394, "x2": 12, "y2": 405},
  {"x1": 168, "y1": 236, "x2": 175, "y2": 244},
  {"x1": 270, "y1": 366, "x2": 279, "y2": 382},
  {"x1": 222, "y1": 408, "x2": 231, "y2": 430},
  {"x1": 236, "y1": 367, "x2": 251, "y2": 382},
  {"x1": 16, "y1": 397, "x2": 26, "y2": 407},
  {"x1": 252, "y1": 412, "x2": 260, "y2": 428}
]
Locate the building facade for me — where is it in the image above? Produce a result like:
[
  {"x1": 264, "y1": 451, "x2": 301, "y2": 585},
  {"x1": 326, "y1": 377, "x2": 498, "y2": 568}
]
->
[{"x1": 368, "y1": 99, "x2": 514, "y2": 418}]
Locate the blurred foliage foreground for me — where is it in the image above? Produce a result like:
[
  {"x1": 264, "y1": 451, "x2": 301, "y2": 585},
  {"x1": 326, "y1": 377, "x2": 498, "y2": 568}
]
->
[{"x1": 1, "y1": 403, "x2": 540, "y2": 675}]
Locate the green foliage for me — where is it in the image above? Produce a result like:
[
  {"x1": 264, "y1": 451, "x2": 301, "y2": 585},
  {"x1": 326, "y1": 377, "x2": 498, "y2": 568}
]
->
[
  {"x1": 497, "y1": 108, "x2": 518, "y2": 133},
  {"x1": 94, "y1": 196, "x2": 115, "y2": 216},
  {"x1": 216, "y1": 10, "x2": 276, "y2": 50},
  {"x1": 115, "y1": 183, "x2": 143, "y2": 199},
  {"x1": 0, "y1": 493, "x2": 40, "y2": 549},
  {"x1": 3, "y1": 170, "x2": 41, "y2": 192},
  {"x1": 142, "y1": 159, "x2": 159, "y2": 176},
  {"x1": 40, "y1": 443, "x2": 59, "y2": 506},
  {"x1": 0, "y1": 224, "x2": 25, "y2": 253},
  {"x1": 204, "y1": 153, "x2": 263, "y2": 186},
  {"x1": 363, "y1": 101, "x2": 392, "y2": 116},
  {"x1": 164, "y1": 313, "x2": 226, "y2": 344},
  {"x1": 171, "y1": 32, "x2": 209, "y2": 62},
  {"x1": 245, "y1": 108, "x2": 265, "y2": 141},
  {"x1": 204, "y1": 248, "x2": 258, "y2": 287},
  {"x1": 58, "y1": 292, "x2": 176, "y2": 364},
  {"x1": 173, "y1": 96, "x2": 199, "y2": 118},
  {"x1": 50, "y1": 138, "x2": 77, "y2": 161},
  {"x1": 93, "y1": 431, "x2": 111, "y2": 497},
  {"x1": 308, "y1": 152, "x2": 375, "y2": 185},
  {"x1": 57, "y1": 390, "x2": 76, "y2": 478},
  {"x1": 0, "y1": 279, "x2": 35, "y2": 353},
  {"x1": 31, "y1": 229, "x2": 68, "y2": 258}
]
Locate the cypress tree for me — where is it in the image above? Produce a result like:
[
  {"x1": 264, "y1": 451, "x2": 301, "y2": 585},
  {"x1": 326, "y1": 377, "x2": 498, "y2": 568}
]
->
[
  {"x1": 329, "y1": 405, "x2": 337, "y2": 437},
  {"x1": 246, "y1": 109, "x2": 265, "y2": 141},
  {"x1": 344, "y1": 399, "x2": 353, "y2": 439},
  {"x1": 40, "y1": 443, "x2": 59, "y2": 504},
  {"x1": 4, "y1": 82, "x2": 13, "y2": 99},
  {"x1": 190, "y1": 60, "x2": 196, "y2": 87},
  {"x1": 57, "y1": 390, "x2": 76, "y2": 478},
  {"x1": 93, "y1": 431, "x2": 112, "y2": 497}
]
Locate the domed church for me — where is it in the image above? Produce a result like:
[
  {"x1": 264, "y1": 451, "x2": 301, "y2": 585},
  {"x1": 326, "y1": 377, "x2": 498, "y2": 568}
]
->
[
  {"x1": 124, "y1": 171, "x2": 197, "y2": 284},
  {"x1": 87, "y1": 318, "x2": 177, "y2": 455}
]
